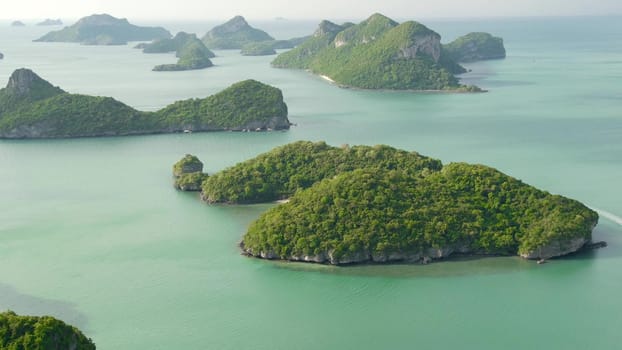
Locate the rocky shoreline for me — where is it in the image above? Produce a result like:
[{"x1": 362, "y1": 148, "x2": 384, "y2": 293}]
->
[{"x1": 240, "y1": 238, "x2": 607, "y2": 266}]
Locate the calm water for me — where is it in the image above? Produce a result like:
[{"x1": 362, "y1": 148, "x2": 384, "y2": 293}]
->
[{"x1": 1, "y1": 16, "x2": 621, "y2": 349}]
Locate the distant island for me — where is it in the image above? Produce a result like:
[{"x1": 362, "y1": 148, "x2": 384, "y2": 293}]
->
[
  {"x1": 37, "y1": 18, "x2": 63, "y2": 26},
  {"x1": 0, "y1": 68, "x2": 290, "y2": 138},
  {"x1": 202, "y1": 15, "x2": 274, "y2": 49},
  {"x1": 241, "y1": 42, "x2": 277, "y2": 56},
  {"x1": 0, "y1": 311, "x2": 95, "y2": 349},
  {"x1": 444, "y1": 32, "x2": 506, "y2": 62},
  {"x1": 272, "y1": 13, "x2": 506, "y2": 91},
  {"x1": 0, "y1": 52, "x2": 3, "y2": 59},
  {"x1": 137, "y1": 32, "x2": 215, "y2": 71},
  {"x1": 175, "y1": 141, "x2": 601, "y2": 265},
  {"x1": 34, "y1": 14, "x2": 171, "y2": 45},
  {"x1": 11, "y1": 20, "x2": 26, "y2": 27}
]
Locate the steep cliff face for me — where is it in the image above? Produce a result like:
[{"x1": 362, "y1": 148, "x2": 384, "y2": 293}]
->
[{"x1": 397, "y1": 32, "x2": 441, "y2": 62}]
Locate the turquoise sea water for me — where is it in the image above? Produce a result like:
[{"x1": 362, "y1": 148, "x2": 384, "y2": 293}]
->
[{"x1": 0, "y1": 16, "x2": 621, "y2": 349}]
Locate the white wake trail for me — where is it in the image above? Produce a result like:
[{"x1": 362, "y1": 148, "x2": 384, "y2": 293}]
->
[{"x1": 591, "y1": 208, "x2": 622, "y2": 226}]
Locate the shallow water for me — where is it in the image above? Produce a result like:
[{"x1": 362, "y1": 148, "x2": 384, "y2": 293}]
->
[{"x1": 0, "y1": 16, "x2": 621, "y2": 349}]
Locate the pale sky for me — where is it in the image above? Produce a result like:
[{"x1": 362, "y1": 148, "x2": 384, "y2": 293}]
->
[{"x1": 3, "y1": 0, "x2": 621, "y2": 21}]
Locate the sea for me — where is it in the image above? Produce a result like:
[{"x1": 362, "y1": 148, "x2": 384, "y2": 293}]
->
[{"x1": 0, "y1": 16, "x2": 621, "y2": 349}]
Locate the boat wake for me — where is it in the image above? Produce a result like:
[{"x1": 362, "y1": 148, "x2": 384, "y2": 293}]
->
[{"x1": 592, "y1": 207, "x2": 622, "y2": 226}]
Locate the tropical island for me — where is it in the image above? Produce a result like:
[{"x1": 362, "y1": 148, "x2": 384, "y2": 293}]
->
[
  {"x1": 202, "y1": 16, "x2": 274, "y2": 49},
  {"x1": 37, "y1": 18, "x2": 63, "y2": 26},
  {"x1": 34, "y1": 14, "x2": 171, "y2": 45},
  {"x1": 137, "y1": 32, "x2": 215, "y2": 71},
  {"x1": 271, "y1": 13, "x2": 506, "y2": 91},
  {"x1": 11, "y1": 20, "x2": 26, "y2": 27},
  {"x1": 175, "y1": 141, "x2": 600, "y2": 264},
  {"x1": 0, "y1": 311, "x2": 95, "y2": 350},
  {"x1": 0, "y1": 68, "x2": 290, "y2": 138},
  {"x1": 444, "y1": 32, "x2": 506, "y2": 62}
]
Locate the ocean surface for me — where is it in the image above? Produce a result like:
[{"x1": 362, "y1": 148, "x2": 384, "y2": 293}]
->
[{"x1": 0, "y1": 16, "x2": 621, "y2": 349}]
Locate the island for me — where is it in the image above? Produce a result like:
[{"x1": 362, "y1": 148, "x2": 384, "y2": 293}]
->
[
  {"x1": 444, "y1": 32, "x2": 506, "y2": 62},
  {"x1": 240, "y1": 42, "x2": 277, "y2": 56},
  {"x1": 173, "y1": 154, "x2": 208, "y2": 191},
  {"x1": 271, "y1": 13, "x2": 506, "y2": 91},
  {"x1": 0, "y1": 52, "x2": 3, "y2": 59},
  {"x1": 0, "y1": 68, "x2": 290, "y2": 138},
  {"x1": 11, "y1": 20, "x2": 26, "y2": 27},
  {"x1": 0, "y1": 311, "x2": 95, "y2": 350},
  {"x1": 240, "y1": 37, "x2": 311, "y2": 56},
  {"x1": 138, "y1": 32, "x2": 215, "y2": 71},
  {"x1": 34, "y1": 14, "x2": 171, "y2": 45},
  {"x1": 202, "y1": 15, "x2": 274, "y2": 49},
  {"x1": 175, "y1": 141, "x2": 601, "y2": 264},
  {"x1": 37, "y1": 18, "x2": 63, "y2": 26}
]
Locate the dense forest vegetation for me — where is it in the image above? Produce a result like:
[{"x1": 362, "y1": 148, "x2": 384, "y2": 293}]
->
[
  {"x1": 0, "y1": 69, "x2": 289, "y2": 138},
  {"x1": 201, "y1": 141, "x2": 442, "y2": 203},
  {"x1": 242, "y1": 164, "x2": 598, "y2": 264},
  {"x1": 0, "y1": 311, "x2": 95, "y2": 350}
]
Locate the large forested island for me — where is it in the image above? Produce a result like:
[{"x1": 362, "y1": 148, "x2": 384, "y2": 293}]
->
[
  {"x1": 0, "y1": 68, "x2": 290, "y2": 138},
  {"x1": 271, "y1": 13, "x2": 506, "y2": 90},
  {"x1": 176, "y1": 141, "x2": 599, "y2": 264},
  {"x1": 34, "y1": 14, "x2": 171, "y2": 45},
  {"x1": 139, "y1": 32, "x2": 216, "y2": 71},
  {"x1": 0, "y1": 311, "x2": 95, "y2": 349}
]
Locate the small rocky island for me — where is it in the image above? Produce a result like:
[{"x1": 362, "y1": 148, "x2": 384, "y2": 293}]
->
[
  {"x1": 11, "y1": 20, "x2": 26, "y2": 27},
  {"x1": 272, "y1": 13, "x2": 506, "y2": 91},
  {"x1": 175, "y1": 141, "x2": 601, "y2": 265},
  {"x1": 0, "y1": 311, "x2": 95, "y2": 349},
  {"x1": 34, "y1": 14, "x2": 171, "y2": 45},
  {"x1": 37, "y1": 18, "x2": 63, "y2": 26},
  {"x1": 0, "y1": 68, "x2": 290, "y2": 138},
  {"x1": 240, "y1": 42, "x2": 277, "y2": 56},
  {"x1": 444, "y1": 32, "x2": 506, "y2": 62},
  {"x1": 202, "y1": 16, "x2": 274, "y2": 49},
  {"x1": 173, "y1": 154, "x2": 208, "y2": 191},
  {"x1": 138, "y1": 32, "x2": 215, "y2": 71}
]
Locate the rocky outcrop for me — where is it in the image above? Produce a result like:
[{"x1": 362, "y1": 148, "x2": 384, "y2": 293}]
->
[
  {"x1": 314, "y1": 20, "x2": 345, "y2": 38},
  {"x1": 520, "y1": 238, "x2": 588, "y2": 260},
  {"x1": 398, "y1": 32, "x2": 441, "y2": 62},
  {"x1": 173, "y1": 155, "x2": 207, "y2": 191},
  {"x1": 173, "y1": 154, "x2": 203, "y2": 176}
]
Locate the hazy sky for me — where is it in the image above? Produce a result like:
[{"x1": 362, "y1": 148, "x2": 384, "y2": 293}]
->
[{"x1": 3, "y1": 0, "x2": 622, "y2": 21}]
